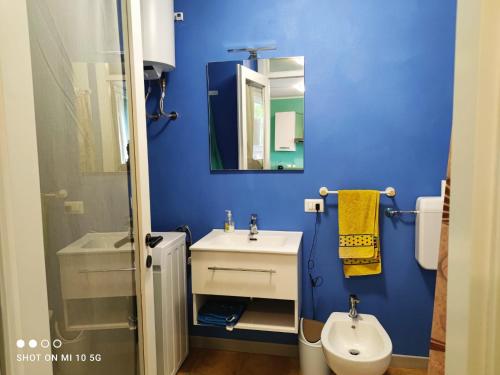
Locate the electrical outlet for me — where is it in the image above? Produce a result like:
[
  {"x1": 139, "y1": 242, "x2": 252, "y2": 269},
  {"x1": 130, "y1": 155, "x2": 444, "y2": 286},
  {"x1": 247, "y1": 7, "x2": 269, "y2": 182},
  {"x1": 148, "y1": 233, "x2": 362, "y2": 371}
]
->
[
  {"x1": 304, "y1": 199, "x2": 324, "y2": 213},
  {"x1": 64, "y1": 201, "x2": 84, "y2": 215},
  {"x1": 174, "y1": 12, "x2": 184, "y2": 21}
]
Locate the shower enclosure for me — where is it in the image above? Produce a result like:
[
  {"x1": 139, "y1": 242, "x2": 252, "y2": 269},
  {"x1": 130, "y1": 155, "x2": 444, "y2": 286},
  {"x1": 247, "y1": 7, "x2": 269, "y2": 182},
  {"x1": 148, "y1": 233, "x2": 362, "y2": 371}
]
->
[{"x1": 0, "y1": 1, "x2": 156, "y2": 374}]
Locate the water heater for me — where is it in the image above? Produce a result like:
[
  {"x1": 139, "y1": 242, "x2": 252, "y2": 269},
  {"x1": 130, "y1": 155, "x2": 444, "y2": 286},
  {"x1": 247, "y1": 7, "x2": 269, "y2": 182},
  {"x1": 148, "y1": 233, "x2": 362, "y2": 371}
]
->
[{"x1": 141, "y1": 0, "x2": 175, "y2": 80}]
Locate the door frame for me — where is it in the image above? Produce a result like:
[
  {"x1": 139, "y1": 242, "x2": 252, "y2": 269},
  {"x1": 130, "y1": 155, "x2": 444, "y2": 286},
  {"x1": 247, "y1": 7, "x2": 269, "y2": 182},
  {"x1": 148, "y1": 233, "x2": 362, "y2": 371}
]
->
[
  {"x1": 123, "y1": 1, "x2": 157, "y2": 374},
  {"x1": 0, "y1": 0, "x2": 52, "y2": 373},
  {"x1": 237, "y1": 64, "x2": 271, "y2": 170},
  {"x1": 446, "y1": 0, "x2": 500, "y2": 373},
  {"x1": 0, "y1": 1, "x2": 157, "y2": 374}
]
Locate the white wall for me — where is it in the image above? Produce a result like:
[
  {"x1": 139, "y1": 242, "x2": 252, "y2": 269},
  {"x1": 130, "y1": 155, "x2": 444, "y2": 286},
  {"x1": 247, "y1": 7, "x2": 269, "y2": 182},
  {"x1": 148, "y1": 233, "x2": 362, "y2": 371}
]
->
[{"x1": 0, "y1": 0, "x2": 53, "y2": 373}]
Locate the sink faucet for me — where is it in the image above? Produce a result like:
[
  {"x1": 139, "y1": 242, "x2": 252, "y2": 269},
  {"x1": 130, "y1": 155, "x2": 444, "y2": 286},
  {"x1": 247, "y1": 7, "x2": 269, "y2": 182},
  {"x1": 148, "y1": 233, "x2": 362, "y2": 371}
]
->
[
  {"x1": 249, "y1": 214, "x2": 258, "y2": 241},
  {"x1": 348, "y1": 294, "x2": 360, "y2": 319}
]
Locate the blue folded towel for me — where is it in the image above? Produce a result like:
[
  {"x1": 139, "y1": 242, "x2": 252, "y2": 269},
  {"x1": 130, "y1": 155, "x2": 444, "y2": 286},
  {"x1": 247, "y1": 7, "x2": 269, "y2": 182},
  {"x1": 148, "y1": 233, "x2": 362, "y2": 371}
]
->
[{"x1": 198, "y1": 300, "x2": 246, "y2": 330}]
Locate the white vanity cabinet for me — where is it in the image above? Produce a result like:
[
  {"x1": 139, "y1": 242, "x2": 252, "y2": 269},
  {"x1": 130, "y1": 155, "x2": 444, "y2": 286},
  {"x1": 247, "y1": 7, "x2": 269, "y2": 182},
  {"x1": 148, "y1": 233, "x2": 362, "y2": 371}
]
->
[{"x1": 190, "y1": 229, "x2": 302, "y2": 333}]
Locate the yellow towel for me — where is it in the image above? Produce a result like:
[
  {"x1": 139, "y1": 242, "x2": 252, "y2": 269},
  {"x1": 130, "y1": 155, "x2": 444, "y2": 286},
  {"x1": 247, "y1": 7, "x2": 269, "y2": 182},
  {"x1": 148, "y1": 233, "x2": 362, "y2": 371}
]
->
[{"x1": 338, "y1": 190, "x2": 382, "y2": 277}]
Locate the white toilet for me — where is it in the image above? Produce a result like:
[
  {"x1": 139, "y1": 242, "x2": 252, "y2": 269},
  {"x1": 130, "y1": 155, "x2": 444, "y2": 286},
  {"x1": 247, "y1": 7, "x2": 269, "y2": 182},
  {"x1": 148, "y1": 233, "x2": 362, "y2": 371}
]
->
[{"x1": 321, "y1": 312, "x2": 392, "y2": 375}]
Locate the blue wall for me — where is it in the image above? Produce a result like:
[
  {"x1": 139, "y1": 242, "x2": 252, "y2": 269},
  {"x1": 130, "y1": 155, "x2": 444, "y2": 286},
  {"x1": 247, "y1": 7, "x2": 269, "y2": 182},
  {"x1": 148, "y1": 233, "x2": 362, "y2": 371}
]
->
[
  {"x1": 207, "y1": 60, "x2": 242, "y2": 169},
  {"x1": 147, "y1": 0, "x2": 456, "y2": 356}
]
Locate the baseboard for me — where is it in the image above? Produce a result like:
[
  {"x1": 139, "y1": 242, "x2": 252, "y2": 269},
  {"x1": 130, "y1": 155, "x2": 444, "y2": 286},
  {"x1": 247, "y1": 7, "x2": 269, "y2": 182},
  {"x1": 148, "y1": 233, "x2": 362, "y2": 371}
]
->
[
  {"x1": 190, "y1": 336, "x2": 429, "y2": 369},
  {"x1": 390, "y1": 354, "x2": 429, "y2": 369},
  {"x1": 190, "y1": 336, "x2": 298, "y2": 358}
]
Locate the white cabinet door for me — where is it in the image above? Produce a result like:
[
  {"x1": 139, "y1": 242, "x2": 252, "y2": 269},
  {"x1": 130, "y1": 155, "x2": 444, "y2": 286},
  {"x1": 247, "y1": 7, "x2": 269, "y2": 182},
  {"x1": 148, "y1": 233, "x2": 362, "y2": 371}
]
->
[{"x1": 275, "y1": 111, "x2": 297, "y2": 152}]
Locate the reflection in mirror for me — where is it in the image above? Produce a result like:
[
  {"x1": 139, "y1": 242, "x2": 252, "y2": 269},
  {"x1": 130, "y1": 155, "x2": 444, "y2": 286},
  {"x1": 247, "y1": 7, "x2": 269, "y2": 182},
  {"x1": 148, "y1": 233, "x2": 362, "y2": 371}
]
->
[
  {"x1": 74, "y1": 62, "x2": 129, "y2": 174},
  {"x1": 207, "y1": 56, "x2": 304, "y2": 171}
]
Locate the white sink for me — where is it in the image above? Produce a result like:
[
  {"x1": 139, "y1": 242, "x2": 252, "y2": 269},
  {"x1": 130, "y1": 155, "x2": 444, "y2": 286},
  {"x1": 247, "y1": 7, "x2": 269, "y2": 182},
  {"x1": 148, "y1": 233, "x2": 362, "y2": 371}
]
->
[
  {"x1": 57, "y1": 232, "x2": 132, "y2": 255},
  {"x1": 190, "y1": 229, "x2": 302, "y2": 254},
  {"x1": 57, "y1": 232, "x2": 134, "y2": 300}
]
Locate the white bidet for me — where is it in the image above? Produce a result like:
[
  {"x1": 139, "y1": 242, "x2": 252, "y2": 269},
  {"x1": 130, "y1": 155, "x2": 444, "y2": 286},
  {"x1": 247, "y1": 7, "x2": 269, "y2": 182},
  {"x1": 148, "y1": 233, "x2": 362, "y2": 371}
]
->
[{"x1": 321, "y1": 312, "x2": 392, "y2": 375}]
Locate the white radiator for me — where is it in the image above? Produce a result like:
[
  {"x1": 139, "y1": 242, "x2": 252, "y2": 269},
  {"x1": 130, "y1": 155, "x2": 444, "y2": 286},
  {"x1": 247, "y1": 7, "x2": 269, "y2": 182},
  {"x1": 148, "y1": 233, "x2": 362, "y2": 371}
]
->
[{"x1": 152, "y1": 232, "x2": 189, "y2": 375}]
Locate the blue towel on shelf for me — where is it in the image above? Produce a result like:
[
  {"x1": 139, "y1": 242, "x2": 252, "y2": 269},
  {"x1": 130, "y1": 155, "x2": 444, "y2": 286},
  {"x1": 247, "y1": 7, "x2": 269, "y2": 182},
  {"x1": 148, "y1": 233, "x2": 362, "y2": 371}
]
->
[{"x1": 198, "y1": 300, "x2": 246, "y2": 331}]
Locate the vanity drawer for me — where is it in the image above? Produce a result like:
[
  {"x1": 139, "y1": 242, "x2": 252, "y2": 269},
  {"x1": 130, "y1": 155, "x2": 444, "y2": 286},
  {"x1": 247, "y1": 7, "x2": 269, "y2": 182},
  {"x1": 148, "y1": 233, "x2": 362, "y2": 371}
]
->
[
  {"x1": 191, "y1": 251, "x2": 298, "y2": 300},
  {"x1": 59, "y1": 252, "x2": 135, "y2": 299}
]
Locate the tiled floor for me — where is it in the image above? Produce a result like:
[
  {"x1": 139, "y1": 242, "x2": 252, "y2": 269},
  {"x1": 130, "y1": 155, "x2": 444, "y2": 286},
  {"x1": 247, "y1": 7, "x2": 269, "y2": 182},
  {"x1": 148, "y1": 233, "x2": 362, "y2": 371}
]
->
[{"x1": 178, "y1": 348, "x2": 427, "y2": 375}]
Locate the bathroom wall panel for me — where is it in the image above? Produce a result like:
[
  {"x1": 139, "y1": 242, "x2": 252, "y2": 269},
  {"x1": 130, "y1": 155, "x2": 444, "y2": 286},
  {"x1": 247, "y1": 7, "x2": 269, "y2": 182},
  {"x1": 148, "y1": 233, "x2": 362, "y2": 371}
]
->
[{"x1": 147, "y1": 0, "x2": 457, "y2": 356}]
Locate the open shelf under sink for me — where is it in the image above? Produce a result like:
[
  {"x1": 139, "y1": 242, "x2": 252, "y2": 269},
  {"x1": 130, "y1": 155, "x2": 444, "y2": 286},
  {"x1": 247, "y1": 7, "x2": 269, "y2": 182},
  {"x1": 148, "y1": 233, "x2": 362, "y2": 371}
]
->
[{"x1": 193, "y1": 294, "x2": 297, "y2": 334}]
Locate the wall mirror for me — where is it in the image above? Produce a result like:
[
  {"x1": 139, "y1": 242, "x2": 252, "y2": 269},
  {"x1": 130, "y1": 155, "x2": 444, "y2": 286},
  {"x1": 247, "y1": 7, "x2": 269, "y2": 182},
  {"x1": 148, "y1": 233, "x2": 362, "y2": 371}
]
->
[{"x1": 207, "y1": 56, "x2": 304, "y2": 171}]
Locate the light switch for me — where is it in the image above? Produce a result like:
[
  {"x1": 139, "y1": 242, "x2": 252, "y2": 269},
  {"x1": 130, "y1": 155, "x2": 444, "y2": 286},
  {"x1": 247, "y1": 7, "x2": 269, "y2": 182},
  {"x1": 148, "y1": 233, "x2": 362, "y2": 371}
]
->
[{"x1": 304, "y1": 199, "x2": 324, "y2": 213}]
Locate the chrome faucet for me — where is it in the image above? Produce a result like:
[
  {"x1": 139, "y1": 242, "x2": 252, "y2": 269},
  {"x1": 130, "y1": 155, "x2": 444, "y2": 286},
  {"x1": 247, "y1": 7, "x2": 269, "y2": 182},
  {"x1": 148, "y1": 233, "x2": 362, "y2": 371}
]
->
[
  {"x1": 348, "y1": 294, "x2": 360, "y2": 319},
  {"x1": 249, "y1": 214, "x2": 258, "y2": 240}
]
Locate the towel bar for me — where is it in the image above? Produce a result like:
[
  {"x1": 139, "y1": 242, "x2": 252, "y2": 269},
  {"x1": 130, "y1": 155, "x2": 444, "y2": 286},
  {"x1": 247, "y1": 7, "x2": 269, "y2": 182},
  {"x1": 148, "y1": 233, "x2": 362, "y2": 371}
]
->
[
  {"x1": 385, "y1": 208, "x2": 443, "y2": 217},
  {"x1": 79, "y1": 267, "x2": 136, "y2": 273},
  {"x1": 384, "y1": 208, "x2": 418, "y2": 217},
  {"x1": 208, "y1": 266, "x2": 276, "y2": 274},
  {"x1": 319, "y1": 186, "x2": 396, "y2": 198}
]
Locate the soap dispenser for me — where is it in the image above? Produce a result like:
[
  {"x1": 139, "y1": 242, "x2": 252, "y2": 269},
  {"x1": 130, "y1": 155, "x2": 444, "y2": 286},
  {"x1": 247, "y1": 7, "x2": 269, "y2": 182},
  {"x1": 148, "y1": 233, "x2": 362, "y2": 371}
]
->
[{"x1": 224, "y1": 210, "x2": 235, "y2": 232}]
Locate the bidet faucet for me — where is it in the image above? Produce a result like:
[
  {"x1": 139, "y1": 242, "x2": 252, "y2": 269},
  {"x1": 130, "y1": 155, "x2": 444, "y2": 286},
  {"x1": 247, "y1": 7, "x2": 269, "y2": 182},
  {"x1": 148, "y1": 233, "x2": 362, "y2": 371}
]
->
[
  {"x1": 348, "y1": 294, "x2": 360, "y2": 319},
  {"x1": 249, "y1": 214, "x2": 258, "y2": 240}
]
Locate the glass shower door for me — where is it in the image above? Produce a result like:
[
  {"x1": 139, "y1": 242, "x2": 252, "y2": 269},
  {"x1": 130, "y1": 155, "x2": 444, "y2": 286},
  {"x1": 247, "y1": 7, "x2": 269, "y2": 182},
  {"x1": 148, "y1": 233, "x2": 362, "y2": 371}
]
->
[{"x1": 25, "y1": 1, "x2": 152, "y2": 374}]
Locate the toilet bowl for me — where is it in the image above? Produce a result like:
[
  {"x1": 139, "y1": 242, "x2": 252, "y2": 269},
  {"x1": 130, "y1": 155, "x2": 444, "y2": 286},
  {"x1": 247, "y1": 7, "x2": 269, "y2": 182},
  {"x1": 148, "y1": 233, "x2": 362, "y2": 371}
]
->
[{"x1": 321, "y1": 312, "x2": 392, "y2": 375}]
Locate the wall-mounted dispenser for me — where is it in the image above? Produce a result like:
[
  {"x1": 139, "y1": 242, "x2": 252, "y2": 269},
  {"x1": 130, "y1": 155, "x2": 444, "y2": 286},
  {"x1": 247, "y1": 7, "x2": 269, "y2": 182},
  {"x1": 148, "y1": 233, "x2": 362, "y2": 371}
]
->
[{"x1": 141, "y1": 0, "x2": 176, "y2": 80}]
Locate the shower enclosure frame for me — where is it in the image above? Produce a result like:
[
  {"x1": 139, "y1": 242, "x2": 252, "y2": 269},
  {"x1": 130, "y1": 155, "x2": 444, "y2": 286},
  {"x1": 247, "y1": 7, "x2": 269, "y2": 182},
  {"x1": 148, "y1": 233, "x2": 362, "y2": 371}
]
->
[{"x1": 0, "y1": 1, "x2": 157, "y2": 374}]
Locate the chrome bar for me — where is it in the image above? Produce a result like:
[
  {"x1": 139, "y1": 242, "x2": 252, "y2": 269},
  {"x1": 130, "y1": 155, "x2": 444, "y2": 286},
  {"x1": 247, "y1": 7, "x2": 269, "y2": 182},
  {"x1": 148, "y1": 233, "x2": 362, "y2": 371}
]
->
[
  {"x1": 208, "y1": 266, "x2": 276, "y2": 274},
  {"x1": 385, "y1": 208, "x2": 442, "y2": 217},
  {"x1": 384, "y1": 208, "x2": 418, "y2": 217},
  {"x1": 79, "y1": 267, "x2": 136, "y2": 273}
]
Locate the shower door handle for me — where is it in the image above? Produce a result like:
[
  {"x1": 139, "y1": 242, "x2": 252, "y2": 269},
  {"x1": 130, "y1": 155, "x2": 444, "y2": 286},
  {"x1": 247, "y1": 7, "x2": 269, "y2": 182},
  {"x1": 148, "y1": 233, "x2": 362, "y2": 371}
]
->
[{"x1": 145, "y1": 233, "x2": 163, "y2": 248}]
